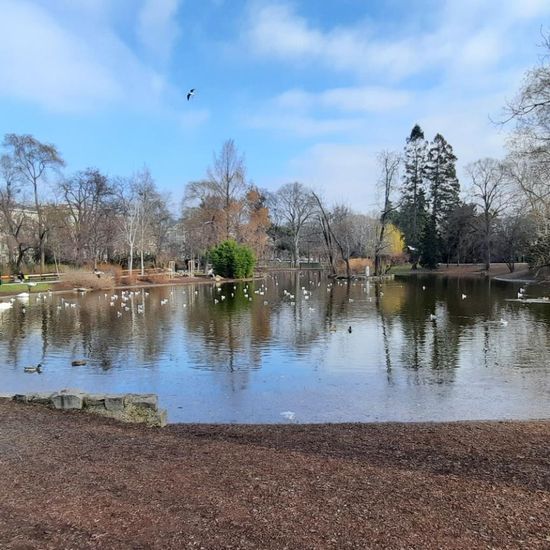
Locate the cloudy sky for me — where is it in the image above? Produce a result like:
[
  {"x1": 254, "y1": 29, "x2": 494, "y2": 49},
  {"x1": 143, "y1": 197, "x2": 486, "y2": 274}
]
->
[{"x1": 0, "y1": 0, "x2": 548, "y2": 211}]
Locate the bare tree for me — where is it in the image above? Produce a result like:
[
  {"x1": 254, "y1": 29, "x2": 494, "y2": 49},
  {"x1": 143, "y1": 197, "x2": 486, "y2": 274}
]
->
[
  {"x1": 58, "y1": 168, "x2": 114, "y2": 267},
  {"x1": 239, "y1": 187, "x2": 271, "y2": 260},
  {"x1": 134, "y1": 168, "x2": 171, "y2": 273},
  {"x1": 135, "y1": 168, "x2": 156, "y2": 275},
  {"x1": 2, "y1": 134, "x2": 64, "y2": 272},
  {"x1": 272, "y1": 182, "x2": 316, "y2": 267},
  {"x1": 466, "y1": 159, "x2": 510, "y2": 271},
  {"x1": 185, "y1": 139, "x2": 247, "y2": 241},
  {"x1": 311, "y1": 192, "x2": 358, "y2": 279},
  {"x1": 311, "y1": 192, "x2": 337, "y2": 275},
  {"x1": 503, "y1": 32, "x2": 550, "y2": 143},
  {"x1": 116, "y1": 177, "x2": 140, "y2": 275},
  {"x1": 494, "y1": 209, "x2": 535, "y2": 272},
  {"x1": 501, "y1": 32, "x2": 550, "y2": 274},
  {"x1": 0, "y1": 155, "x2": 34, "y2": 270},
  {"x1": 331, "y1": 206, "x2": 363, "y2": 279},
  {"x1": 506, "y1": 144, "x2": 550, "y2": 230},
  {"x1": 374, "y1": 151, "x2": 400, "y2": 275}
]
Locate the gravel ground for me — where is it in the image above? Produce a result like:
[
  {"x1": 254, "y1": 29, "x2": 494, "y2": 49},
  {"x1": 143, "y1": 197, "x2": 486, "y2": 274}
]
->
[{"x1": 0, "y1": 400, "x2": 549, "y2": 549}]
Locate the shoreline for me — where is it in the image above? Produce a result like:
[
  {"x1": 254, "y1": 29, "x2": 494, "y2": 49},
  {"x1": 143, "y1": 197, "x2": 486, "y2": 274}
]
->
[
  {"x1": 2, "y1": 264, "x2": 545, "y2": 300},
  {"x1": 1, "y1": 399, "x2": 549, "y2": 549},
  {"x1": 0, "y1": 274, "x2": 266, "y2": 300},
  {"x1": 395, "y1": 262, "x2": 549, "y2": 284}
]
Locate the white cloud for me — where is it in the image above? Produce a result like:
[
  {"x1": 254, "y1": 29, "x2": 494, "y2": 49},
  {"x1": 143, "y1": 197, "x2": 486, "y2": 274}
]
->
[
  {"x1": 247, "y1": 85, "x2": 409, "y2": 138},
  {"x1": 137, "y1": 0, "x2": 182, "y2": 63},
  {"x1": 244, "y1": 3, "x2": 420, "y2": 80},
  {"x1": 280, "y1": 89, "x2": 512, "y2": 212},
  {"x1": 244, "y1": 1, "x2": 550, "y2": 81},
  {"x1": 0, "y1": 0, "x2": 121, "y2": 111},
  {"x1": 0, "y1": 0, "x2": 181, "y2": 113},
  {"x1": 246, "y1": 112, "x2": 363, "y2": 138},
  {"x1": 288, "y1": 144, "x2": 379, "y2": 211},
  {"x1": 274, "y1": 86, "x2": 410, "y2": 113},
  {"x1": 243, "y1": 0, "x2": 550, "y2": 205}
]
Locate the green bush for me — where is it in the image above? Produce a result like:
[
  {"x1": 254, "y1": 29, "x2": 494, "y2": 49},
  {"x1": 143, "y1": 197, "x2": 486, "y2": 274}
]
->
[{"x1": 210, "y1": 240, "x2": 255, "y2": 279}]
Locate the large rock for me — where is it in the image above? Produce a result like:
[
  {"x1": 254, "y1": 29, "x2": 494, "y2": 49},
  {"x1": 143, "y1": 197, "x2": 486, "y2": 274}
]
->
[
  {"x1": 27, "y1": 392, "x2": 54, "y2": 405},
  {"x1": 157, "y1": 409, "x2": 168, "y2": 428},
  {"x1": 12, "y1": 389, "x2": 166, "y2": 427},
  {"x1": 121, "y1": 405, "x2": 167, "y2": 427},
  {"x1": 104, "y1": 395, "x2": 125, "y2": 411},
  {"x1": 13, "y1": 394, "x2": 29, "y2": 403},
  {"x1": 51, "y1": 392, "x2": 84, "y2": 410},
  {"x1": 124, "y1": 393, "x2": 158, "y2": 411},
  {"x1": 83, "y1": 394, "x2": 106, "y2": 408}
]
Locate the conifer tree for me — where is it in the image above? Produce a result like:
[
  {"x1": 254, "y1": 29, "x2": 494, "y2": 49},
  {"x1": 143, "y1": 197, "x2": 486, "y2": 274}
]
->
[
  {"x1": 419, "y1": 216, "x2": 440, "y2": 269},
  {"x1": 398, "y1": 124, "x2": 428, "y2": 267},
  {"x1": 425, "y1": 133, "x2": 460, "y2": 225},
  {"x1": 420, "y1": 133, "x2": 460, "y2": 266}
]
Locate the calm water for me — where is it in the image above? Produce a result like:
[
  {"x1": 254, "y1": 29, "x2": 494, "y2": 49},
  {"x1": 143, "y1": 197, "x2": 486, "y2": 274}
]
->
[{"x1": 1, "y1": 272, "x2": 549, "y2": 423}]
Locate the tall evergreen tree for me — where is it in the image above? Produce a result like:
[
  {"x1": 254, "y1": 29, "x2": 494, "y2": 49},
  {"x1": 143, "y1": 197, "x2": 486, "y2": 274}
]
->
[
  {"x1": 420, "y1": 133, "x2": 460, "y2": 266},
  {"x1": 425, "y1": 133, "x2": 460, "y2": 225},
  {"x1": 398, "y1": 124, "x2": 428, "y2": 267},
  {"x1": 419, "y1": 216, "x2": 440, "y2": 269}
]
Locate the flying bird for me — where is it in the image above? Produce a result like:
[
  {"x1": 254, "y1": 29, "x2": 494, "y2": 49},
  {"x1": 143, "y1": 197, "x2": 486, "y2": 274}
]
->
[{"x1": 187, "y1": 88, "x2": 196, "y2": 101}]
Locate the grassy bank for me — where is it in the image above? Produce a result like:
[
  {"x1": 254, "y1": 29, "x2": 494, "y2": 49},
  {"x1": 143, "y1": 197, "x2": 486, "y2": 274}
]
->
[{"x1": 0, "y1": 282, "x2": 53, "y2": 295}]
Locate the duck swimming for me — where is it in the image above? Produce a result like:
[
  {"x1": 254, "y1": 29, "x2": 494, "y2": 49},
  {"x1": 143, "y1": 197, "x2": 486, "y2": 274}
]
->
[{"x1": 23, "y1": 363, "x2": 42, "y2": 374}]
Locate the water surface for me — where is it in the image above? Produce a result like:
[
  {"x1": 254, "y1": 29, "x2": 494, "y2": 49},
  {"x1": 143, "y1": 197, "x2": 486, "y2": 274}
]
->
[{"x1": 1, "y1": 272, "x2": 549, "y2": 423}]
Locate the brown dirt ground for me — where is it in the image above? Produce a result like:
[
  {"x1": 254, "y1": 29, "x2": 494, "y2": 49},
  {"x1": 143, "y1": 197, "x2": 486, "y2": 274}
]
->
[{"x1": 0, "y1": 401, "x2": 549, "y2": 549}]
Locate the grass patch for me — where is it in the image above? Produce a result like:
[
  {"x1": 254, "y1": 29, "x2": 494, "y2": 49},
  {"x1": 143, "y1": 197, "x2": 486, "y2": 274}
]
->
[
  {"x1": 387, "y1": 263, "x2": 413, "y2": 274},
  {"x1": 0, "y1": 282, "x2": 52, "y2": 294}
]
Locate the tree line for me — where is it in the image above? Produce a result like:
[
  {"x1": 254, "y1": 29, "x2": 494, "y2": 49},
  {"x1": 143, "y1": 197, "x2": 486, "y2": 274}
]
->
[{"x1": 0, "y1": 135, "x2": 172, "y2": 275}]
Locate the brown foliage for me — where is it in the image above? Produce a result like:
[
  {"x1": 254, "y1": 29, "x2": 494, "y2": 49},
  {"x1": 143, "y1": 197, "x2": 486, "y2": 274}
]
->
[
  {"x1": 336, "y1": 257, "x2": 373, "y2": 275},
  {"x1": 58, "y1": 270, "x2": 114, "y2": 290},
  {"x1": 96, "y1": 263, "x2": 123, "y2": 282},
  {"x1": 138, "y1": 274, "x2": 175, "y2": 285}
]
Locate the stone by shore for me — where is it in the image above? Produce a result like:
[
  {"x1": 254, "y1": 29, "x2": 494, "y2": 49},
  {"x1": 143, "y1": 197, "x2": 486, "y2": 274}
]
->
[{"x1": 0, "y1": 400, "x2": 548, "y2": 549}]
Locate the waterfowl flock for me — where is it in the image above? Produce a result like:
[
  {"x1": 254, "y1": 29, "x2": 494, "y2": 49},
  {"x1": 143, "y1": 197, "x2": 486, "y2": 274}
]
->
[{"x1": 0, "y1": 277, "x2": 548, "y2": 381}]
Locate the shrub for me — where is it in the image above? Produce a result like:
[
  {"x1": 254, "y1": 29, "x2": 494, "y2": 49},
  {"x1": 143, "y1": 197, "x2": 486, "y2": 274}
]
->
[
  {"x1": 59, "y1": 270, "x2": 114, "y2": 290},
  {"x1": 210, "y1": 240, "x2": 255, "y2": 279},
  {"x1": 96, "y1": 263, "x2": 123, "y2": 283},
  {"x1": 339, "y1": 258, "x2": 373, "y2": 276}
]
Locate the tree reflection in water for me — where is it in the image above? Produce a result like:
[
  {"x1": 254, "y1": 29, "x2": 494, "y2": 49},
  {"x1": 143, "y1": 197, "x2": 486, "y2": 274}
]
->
[{"x1": 0, "y1": 272, "x2": 549, "y2": 422}]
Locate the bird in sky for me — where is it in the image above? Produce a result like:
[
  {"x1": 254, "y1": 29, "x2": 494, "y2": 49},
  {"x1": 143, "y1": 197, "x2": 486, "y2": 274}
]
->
[{"x1": 187, "y1": 88, "x2": 196, "y2": 101}]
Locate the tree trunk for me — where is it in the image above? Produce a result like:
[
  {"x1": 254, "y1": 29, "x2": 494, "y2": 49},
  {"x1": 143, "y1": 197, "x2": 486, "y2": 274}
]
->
[
  {"x1": 374, "y1": 222, "x2": 386, "y2": 276},
  {"x1": 40, "y1": 242, "x2": 45, "y2": 274},
  {"x1": 485, "y1": 234, "x2": 491, "y2": 271},
  {"x1": 128, "y1": 243, "x2": 134, "y2": 275},
  {"x1": 344, "y1": 256, "x2": 351, "y2": 279},
  {"x1": 16, "y1": 246, "x2": 26, "y2": 271},
  {"x1": 293, "y1": 237, "x2": 299, "y2": 268}
]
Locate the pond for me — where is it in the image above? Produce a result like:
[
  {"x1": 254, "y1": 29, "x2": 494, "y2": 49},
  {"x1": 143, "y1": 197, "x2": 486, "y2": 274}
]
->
[{"x1": 1, "y1": 272, "x2": 549, "y2": 423}]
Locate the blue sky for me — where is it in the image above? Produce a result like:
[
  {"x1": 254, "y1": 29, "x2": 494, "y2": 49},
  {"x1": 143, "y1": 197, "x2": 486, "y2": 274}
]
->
[{"x1": 1, "y1": 0, "x2": 549, "y2": 212}]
